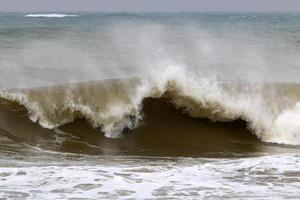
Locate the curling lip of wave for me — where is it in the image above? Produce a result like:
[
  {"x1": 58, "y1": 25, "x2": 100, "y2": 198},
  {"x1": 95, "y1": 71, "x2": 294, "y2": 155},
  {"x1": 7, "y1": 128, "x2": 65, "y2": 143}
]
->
[{"x1": 25, "y1": 14, "x2": 79, "y2": 18}]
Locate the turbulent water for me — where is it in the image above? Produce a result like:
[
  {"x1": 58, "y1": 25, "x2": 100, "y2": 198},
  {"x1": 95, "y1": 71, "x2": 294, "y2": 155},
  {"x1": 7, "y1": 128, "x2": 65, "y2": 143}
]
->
[{"x1": 0, "y1": 12, "x2": 300, "y2": 199}]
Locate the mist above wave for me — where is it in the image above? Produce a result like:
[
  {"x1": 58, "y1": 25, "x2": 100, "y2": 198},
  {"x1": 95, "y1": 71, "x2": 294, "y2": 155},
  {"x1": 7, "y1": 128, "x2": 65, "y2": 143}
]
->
[{"x1": 1, "y1": 13, "x2": 299, "y2": 90}]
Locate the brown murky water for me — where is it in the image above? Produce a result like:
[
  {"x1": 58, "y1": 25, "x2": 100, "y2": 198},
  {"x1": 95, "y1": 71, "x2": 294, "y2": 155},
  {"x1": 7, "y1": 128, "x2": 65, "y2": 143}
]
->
[{"x1": 0, "y1": 97, "x2": 298, "y2": 158}]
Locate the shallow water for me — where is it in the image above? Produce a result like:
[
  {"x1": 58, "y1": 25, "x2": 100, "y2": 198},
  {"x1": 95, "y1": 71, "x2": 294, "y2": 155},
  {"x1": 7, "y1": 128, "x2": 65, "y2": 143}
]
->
[{"x1": 0, "y1": 155, "x2": 300, "y2": 199}]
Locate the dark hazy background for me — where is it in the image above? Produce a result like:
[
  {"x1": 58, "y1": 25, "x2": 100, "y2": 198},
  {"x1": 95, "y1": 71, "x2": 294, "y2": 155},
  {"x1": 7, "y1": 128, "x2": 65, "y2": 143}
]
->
[{"x1": 0, "y1": 0, "x2": 300, "y2": 12}]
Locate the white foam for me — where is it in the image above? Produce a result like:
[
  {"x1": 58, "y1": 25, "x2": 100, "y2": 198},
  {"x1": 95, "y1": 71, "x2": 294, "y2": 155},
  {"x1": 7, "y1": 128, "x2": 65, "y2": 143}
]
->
[
  {"x1": 270, "y1": 102, "x2": 300, "y2": 144},
  {"x1": 0, "y1": 154, "x2": 299, "y2": 199}
]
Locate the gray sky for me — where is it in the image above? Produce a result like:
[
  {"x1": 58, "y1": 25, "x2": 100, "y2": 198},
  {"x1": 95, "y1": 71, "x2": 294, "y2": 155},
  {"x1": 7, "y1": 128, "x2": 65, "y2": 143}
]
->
[{"x1": 1, "y1": 0, "x2": 300, "y2": 12}]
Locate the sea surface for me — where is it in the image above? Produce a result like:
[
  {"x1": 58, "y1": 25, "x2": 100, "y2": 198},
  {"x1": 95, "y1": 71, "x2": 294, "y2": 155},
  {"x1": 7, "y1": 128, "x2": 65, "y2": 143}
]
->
[{"x1": 0, "y1": 12, "x2": 300, "y2": 199}]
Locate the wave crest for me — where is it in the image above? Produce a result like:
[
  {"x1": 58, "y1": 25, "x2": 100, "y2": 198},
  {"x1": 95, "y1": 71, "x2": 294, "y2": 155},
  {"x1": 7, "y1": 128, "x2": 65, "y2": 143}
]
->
[
  {"x1": 25, "y1": 14, "x2": 78, "y2": 18},
  {"x1": 1, "y1": 65, "x2": 300, "y2": 145}
]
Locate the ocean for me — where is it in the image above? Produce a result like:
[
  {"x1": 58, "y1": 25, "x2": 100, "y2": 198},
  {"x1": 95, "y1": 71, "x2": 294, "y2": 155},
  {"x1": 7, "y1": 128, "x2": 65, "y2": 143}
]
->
[{"x1": 0, "y1": 12, "x2": 300, "y2": 199}]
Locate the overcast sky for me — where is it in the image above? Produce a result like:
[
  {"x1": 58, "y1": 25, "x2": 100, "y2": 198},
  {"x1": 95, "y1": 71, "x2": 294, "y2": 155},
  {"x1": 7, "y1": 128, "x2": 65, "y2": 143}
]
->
[{"x1": 0, "y1": 0, "x2": 300, "y2": 12}]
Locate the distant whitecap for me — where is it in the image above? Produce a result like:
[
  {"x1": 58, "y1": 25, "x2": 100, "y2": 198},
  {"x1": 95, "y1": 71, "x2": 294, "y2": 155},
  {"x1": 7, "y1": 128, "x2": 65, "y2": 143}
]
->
[{"x1": 25, "y1": 14, "x2": 78, "y2": 18}]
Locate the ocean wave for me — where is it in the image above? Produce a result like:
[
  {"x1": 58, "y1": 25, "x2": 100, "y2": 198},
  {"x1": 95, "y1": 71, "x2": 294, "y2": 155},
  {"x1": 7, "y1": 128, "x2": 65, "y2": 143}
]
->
[
  {"x1": 1, "y1": 65, "x2": 300, "y2": 145},
  {"x1": 25, "y1": 14, "x2": 78, "y2": 18}
]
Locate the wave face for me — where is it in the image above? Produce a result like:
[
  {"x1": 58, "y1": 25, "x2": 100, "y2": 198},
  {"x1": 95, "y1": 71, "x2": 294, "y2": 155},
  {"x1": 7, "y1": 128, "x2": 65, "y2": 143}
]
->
[
  {"x1": 0, "y1": 13, "x2": 300, "y2": 145},
  {"x1": 25, "y1": 14, "x2": 78, "y2": 18}
]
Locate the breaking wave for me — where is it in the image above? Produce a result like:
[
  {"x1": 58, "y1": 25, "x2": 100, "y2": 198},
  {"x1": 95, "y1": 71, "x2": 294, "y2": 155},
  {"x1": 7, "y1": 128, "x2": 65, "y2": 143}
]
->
[
  {"x1": 1, "y1": 65, "x2": 300, "y2": 145},
  {"x1": 1, "y1": 13, "x2": 300, "y2": 147}
]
